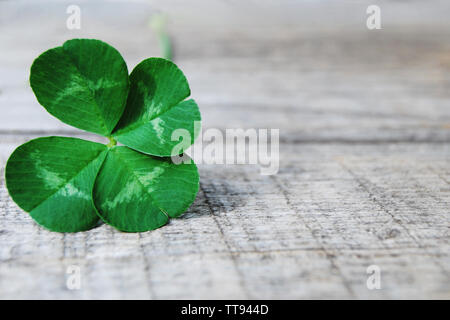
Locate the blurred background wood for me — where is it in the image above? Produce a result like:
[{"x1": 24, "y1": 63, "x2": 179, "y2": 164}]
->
[{"x1": 0, "y1": 0, "x2": 449, "y2": 299}]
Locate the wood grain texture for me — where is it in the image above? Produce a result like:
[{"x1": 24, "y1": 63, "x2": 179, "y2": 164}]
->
[{"x1": 0, "y1": 0, "x2": 449, "y2": 299}]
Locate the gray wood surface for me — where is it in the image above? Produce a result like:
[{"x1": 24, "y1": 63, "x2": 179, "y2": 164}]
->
[{"x1": 0, "y1": 0, "x2": 449, "y2": 299}]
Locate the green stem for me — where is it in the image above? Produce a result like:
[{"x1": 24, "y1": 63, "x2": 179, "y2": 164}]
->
[{"x1": 149, "y1": 13, "x2": 172, "y2": 60}]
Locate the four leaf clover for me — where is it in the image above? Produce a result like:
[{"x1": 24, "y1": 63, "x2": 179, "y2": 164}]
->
[{"x1": 5, "y1": 39, "x2": 201, "y2": 232}]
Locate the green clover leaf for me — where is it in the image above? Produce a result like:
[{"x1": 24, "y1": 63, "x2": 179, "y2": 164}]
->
[
  {"x1": 93, "y1": 147, "x2": 199, "y2": 232},
  {"x1": 5, "y1": 39, "x2": 200, "y2": 233},
  {"x1": 6, "y1": 137, "x2": 107, "y2": 232},
  {"x1": 30, "y1": 39, "x2": 130, "y2": 136},
  {"x1": 113, "y1": 58, "x2": 201, "y2": 156}
]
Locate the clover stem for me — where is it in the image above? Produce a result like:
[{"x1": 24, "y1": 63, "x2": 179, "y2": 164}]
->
[
  {"x1": 107, "y1": 136, "x2": 117, "y2": 148},
  {"x1": 149, "y1": 13, "x2": 172, "y2": 60}
]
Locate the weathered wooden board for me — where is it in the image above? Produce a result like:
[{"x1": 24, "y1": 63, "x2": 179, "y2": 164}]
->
[
  {"x1": 0, "y1": 0, "x2": 449, "y2": 299},
  {"x1": 0, "y1": 140, "x2": 449, "y2": 299},
  {"x1": 1, "y1": 1, "x2": 450, "y2": 142}
]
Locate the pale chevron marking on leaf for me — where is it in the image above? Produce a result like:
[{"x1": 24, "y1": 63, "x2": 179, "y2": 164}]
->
[{"x1": 150, "y1": 117, "x2": 166, "y2": 141}]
